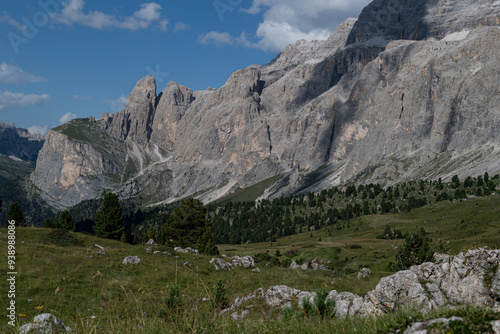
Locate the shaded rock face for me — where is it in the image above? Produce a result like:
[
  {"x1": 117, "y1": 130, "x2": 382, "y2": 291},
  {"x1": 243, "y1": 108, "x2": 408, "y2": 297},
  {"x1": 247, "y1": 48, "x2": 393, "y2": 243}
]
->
[
  {"x1": 0, "y1": 122, "x2": 44, "y2": 161},
  {"x1": 347, "y1": 0, "x2": 500, "y2": 45},
  {"x1": 30, "y1": 0, "x2": 500, "y2": 208},
  {"x1": 224, "y1": 248, "x2": 500, "y2": 318}
]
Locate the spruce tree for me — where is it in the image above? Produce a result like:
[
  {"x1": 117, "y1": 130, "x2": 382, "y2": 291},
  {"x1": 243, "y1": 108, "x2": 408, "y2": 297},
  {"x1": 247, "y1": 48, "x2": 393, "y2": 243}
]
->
[
  {"x1": 94, "y1": 193, "x2": 124, "y2": 240},
  {"x1": 162, "y1": 198, "x2": 212, "y2": 248},
  {"x1": 393, "y1": 231, "x2": 434, "y2": 270},
  {"x1": 7, "y1": 202, "x2": 25, "y2": 227},
  {"x1": 57, "y1": 210, "x2": 76, "y2": 231}
]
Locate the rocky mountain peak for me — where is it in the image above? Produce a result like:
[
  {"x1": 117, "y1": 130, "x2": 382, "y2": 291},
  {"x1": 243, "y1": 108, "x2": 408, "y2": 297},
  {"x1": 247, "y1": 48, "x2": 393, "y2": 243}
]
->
[{"x1": 127, "y1": 75, "x2": 156, "y2": 106}]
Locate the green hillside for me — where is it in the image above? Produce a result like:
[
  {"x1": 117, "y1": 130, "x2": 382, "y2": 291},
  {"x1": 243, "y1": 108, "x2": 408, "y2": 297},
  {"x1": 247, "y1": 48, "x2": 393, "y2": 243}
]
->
[
  {"x1": 0, "y1": 155, "x2": 34, "y2": 185},
  {"x1": 2, "y1": 194, "x2": 500, "y2": 333}
]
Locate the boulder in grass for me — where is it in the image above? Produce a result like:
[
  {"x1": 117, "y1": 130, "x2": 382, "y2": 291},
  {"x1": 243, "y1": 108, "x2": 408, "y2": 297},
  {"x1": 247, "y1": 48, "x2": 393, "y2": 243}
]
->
[
  {"x1": 231, "y1": 256, "x2": 255, "y2": 268},
  {"x1": 174, "y1": 247, "x2": 199, "y2": 255},
  {"x1": 210, "y1": 258, "x2": 233, "y2": 271},
  {"x1": 358, "y1": 268, "x2": 371, "y2": 279},
  {"x1": 122, "y1": 256, "x2": 141, "y2": 265},
  {"x1": 19, "y1": 313, "x2": 71, "y2": 333}
]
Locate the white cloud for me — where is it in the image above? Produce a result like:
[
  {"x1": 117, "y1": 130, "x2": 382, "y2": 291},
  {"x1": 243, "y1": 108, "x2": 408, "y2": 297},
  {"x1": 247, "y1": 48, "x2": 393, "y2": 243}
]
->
[
  {"x1": 103, "y1": 96, "x2": 128, "y2": 112},
  {"x1": 205, "y1": 0, "x2": 372, "y2": 52},
  {"x1": 59, "y1": 112, "x2": 77, "y2": 124},
  {"x1": 53, "y1": 0, "x2": 168, "y2": 31},
  {"x1": 174, "y1": 22, "x2": 190, "y2": 33},
  {"x1": 198, "y1": 31, "x2": 234, "y2": 47},
  {"x1": 0, "y1": 90, "x2": 50, "y2": 111},
  {"x1": 28, "y1": 125, "x2": 49, "y2": 136},
  {"x1": 0, "y1": 12, "x2": 26, "y2": 31},
  {"x1": 254, "y1": 21, "x2": 331, "y2": 51},
  {"x1": 72, "y1": 94, "x2": 92, "y2": 101},
  {"x1": 158, "y1": 19, "x2": 169, "y2": 32},
  {"x1": 0, "y1": 63, "x2": 46, "y2": 85}
]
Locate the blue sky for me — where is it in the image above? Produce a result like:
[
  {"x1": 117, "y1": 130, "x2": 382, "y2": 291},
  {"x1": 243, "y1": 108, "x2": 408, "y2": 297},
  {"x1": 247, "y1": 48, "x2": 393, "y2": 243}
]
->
[{"x1": 0, "y1": 0, "x2": 371, "y2": 135}]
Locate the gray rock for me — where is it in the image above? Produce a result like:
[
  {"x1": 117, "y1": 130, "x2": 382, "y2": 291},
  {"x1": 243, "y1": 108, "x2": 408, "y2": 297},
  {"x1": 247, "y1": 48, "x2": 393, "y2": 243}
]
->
[
  {"x1": 252, "y1": 268, "x2": 261, "y2": 273},
  {"x1": 146, "y1": 239, "x2": 155, "y2": 245},
  {"x1": 224, "y1": 248, "x2": 500, "y2": 318},
  {"x1": 289, "y1": 261, "x2": 300, "y2": 269},
  {"x1": 491, "y1": 320, "x2": 500, "y2": 334},
  {"x1": 490, "y1": 267, "x2": 500, "y2": 302},
  {"x1": 210, "y1": 258, "x2": 233, "y2": 271},
  {"x1": 96, "y1": 250, "x2": 107, "y2": 256},
  {"x1": 357, "y1": 268, "x2": 371, "y2": 279},
  {"x1": 300, "y1": 262, "x2": 309, "y2": 270},
  {"x1": 19, "y1": 313, "x2": 71, "y2": 333},
  {"x1": 319, "y1": 264, "x2": 330, "y2": 271},
  {"x1": 230, "y1": 310, "x2": 250, "y2": 321},
  {"x1": 231, "y1": 256, "x2": 255, "y2": 268},
  {"x1": 174, "y1": 247, "x2": 199, "y2": 255},
  {"x1": 122, "y1": 256, "x2": 141, "y2": 265},
  {"x1": 403, "y1": 317, "x2": 463, "y2": 334}
]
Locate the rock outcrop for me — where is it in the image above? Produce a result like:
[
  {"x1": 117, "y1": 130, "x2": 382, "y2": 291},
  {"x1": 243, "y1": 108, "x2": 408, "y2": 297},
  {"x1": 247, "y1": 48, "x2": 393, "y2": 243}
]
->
[
  {"x1": 122, "y1": 256, "x2": 141, "y2": 265},
  {"x1": 30, "y1": 0, "x2": 500, "y2": 208},
  {"x1": 0, "y1": 122, "x2": 44, "y2": 161},
  {"x1": 224, "y1": 248, "x2": 500, "y2": 318},
  {"x1": 19, "y1": 313, "x2": 71, "y2": 333}
]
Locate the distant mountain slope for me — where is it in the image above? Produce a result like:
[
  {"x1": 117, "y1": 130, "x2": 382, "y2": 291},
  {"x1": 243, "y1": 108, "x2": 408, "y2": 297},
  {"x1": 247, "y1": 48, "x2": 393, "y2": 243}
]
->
[
  {"x1": 30, "y1": 0, "x2": 500, "y2": 209},
  {"x1": 0, "y1": 122, "x2": 43, "y2": 184},
  {"x1": 0, "y1": 122, "x2": 44, "y2": 162}
]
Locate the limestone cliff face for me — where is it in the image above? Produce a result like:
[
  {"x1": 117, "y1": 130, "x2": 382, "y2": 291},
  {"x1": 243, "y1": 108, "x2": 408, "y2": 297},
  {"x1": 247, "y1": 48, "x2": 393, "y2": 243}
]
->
[{"x1": 30, "y1": 0, "x2": 500, "y2": 208}]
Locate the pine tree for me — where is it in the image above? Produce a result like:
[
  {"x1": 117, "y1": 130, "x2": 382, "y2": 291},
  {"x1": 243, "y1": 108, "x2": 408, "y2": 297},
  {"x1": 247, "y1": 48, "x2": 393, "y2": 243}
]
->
[
  {"x1": 7, "y1": 202, "x2": 25, "y2": 227},
  {"x1": 94, "y1": 193, "x2": 124, "y2": 240},
  {"x1": 393, "y1": 231, "x2": 434, "y2": 270},
  {"x1": 161, "y1": 198, "x2": 211, "y2": 248},
  {"x1": 57, "y1": 210, "x2": 76, "y2": 231}
]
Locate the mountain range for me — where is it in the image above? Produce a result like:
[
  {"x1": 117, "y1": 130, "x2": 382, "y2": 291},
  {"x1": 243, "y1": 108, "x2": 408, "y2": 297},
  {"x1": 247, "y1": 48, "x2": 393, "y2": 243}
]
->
[{"x1": 22, "y1": 0, "x2": 500, "y2": 210}]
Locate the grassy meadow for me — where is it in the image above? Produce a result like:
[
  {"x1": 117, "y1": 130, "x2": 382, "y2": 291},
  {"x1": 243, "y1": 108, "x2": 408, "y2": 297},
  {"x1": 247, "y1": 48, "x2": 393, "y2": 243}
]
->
[{"x1": 2, "y1": 195, "x2": 500, "y2": 332}]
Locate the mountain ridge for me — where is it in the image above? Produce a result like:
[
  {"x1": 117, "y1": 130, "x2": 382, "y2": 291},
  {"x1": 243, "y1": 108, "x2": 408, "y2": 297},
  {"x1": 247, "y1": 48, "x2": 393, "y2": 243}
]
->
[{"x1": 30, "y1": 0, "x2": 500, "y2": 209}]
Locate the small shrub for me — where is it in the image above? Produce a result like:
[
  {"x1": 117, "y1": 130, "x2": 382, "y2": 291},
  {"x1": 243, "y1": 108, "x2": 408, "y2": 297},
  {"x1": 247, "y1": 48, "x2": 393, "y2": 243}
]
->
[
  {"x1": 254, "y1": 253, "x2": 271, "y2": 263},
  {"x1": 282, "y1": 306, "x2": 294, "y2": 321},
  {"x1": 484, "y1": 264, "x2": 499, "y2": 289},
  {"x1": 392, "y1": 232, "x2": 434, "y2": 271},
  {"x1": 212, "y1": 280, "x2": 229, "y2": 310},
  {"x1": 281, "y1": 259, "x2": 292, "y2": 268},
  {"x1": 269, "y1": 256, "x2": 281, "y2": 267},
  {"x1": 302, "y1": 297, "x2": 313, "y2": 317},
  {"x1": 314, "y1": 289, "x2": 328, "y2": 318},
  {"x1": 41, "y1": 229, "x2": 83, "y2": 247},
  {"x1": 166, "y1": 285, "x2": 183, "y2": 309}
]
